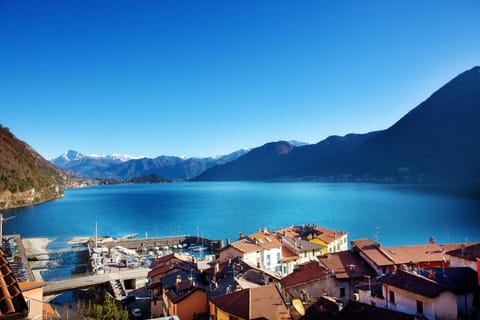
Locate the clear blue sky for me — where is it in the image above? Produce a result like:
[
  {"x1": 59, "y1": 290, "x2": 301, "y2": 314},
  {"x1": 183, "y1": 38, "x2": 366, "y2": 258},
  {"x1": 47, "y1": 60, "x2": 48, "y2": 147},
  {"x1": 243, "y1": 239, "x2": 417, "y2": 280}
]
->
[{"x1": 1, "y1": 1, "x2": 479, "y2": 160}]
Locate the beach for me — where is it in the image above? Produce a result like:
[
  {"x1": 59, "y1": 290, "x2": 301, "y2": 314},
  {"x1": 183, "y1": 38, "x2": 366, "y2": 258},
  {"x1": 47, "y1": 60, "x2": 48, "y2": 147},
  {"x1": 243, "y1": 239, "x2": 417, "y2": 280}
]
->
[{"x1": 22, "y1": 237, "x2": 53, "y2": 281}]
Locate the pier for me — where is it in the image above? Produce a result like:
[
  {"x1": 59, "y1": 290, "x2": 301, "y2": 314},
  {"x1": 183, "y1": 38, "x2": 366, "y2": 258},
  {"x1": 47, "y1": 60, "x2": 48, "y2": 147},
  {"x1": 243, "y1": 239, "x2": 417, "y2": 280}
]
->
[
  {"x1": 43, "y1": 267, "x2": 149, "y2": 296},
  {"x1": 96, "y1": 235, "x2": 223, "y2": 252}
]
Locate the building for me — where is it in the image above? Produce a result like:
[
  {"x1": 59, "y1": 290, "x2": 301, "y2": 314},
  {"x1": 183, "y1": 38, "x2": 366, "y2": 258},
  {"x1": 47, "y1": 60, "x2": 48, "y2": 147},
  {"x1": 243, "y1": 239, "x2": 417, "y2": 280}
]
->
[
  {"x1": 276, "y1": 225, "x2": 348, "y2": 255},
  {"x1": 380, "y1": 270, "x2": 457, "y2": 319},
  {"x1": 148, "y1": 253, "x2": 198, "y2": 317},
  {"x1": 18, "y1": 282, "x2": 56, "y2": 320},
  {"x1": 278, "y1": 235, "x2": 325, "y2": 275},
  {"x1": 279, "y1": 260, "x2": 331, "y2": 303},
  {"x1": 416, "y1": 267, "x2": 480, "y2": 319},
  {"x1": 218, "y1": 229, "x2": 282, "y2": 274},
  {"x1": 446, "y1": 243, "x2": 480, "y2": 271},
  {"x1": 159, "y1": 270, "x2": 208, "y2": 320},
  {"x1": 0, "y1": 248, "x2": 29, "y2": 319},
  {"x1": 351, "y1": 238, "x2": 471, "y2": 276},
  {"x1": 318, "y1": 250, "x2": 377, "y2": 301},
  {"x1": 209, "y1": 285, "x2": 290, "y2": 320}
]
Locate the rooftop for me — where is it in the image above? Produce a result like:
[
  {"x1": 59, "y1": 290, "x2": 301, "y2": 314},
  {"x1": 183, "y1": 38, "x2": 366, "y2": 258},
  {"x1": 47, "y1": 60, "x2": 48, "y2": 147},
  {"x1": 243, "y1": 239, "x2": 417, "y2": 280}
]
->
[
  {"x1": 380, "y1": 270, "x2": 449, "y2": 298},
  {"x1": 248, "y1": 230, "x2": 282, "y2": 249},
  {"x1": 351, "y1": 239, "x2": 394, "y2": 267},
  {"x1": 318, "y1": 250, "x2": 376, "y2": 279},
  {"x1": 230, "y1": 238, "x2": 262, "y2": 254},
  {"x1": 0, "y1": 248, "x2": 29, "y2": 319},
  {"x1": 280, "y1": 261, "x2": 327, "y2": 288},
  {"x1": 210, "y1": 285, "x2": 290, "y2": 320}
]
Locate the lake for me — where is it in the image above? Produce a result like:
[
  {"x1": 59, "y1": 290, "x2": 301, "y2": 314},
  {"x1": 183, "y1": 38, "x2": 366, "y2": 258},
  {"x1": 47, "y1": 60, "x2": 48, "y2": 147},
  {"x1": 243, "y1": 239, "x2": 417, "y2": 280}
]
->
[{"x1": 4, "y1": 182, "x2": 479, "y2": 246}]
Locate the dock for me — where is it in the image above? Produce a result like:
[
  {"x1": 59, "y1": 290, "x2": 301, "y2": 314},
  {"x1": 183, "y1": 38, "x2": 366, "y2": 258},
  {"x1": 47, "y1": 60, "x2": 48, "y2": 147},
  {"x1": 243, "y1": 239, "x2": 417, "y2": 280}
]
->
[{"x1": 43, "y1": 267, "x2": 149, "y2": 296}]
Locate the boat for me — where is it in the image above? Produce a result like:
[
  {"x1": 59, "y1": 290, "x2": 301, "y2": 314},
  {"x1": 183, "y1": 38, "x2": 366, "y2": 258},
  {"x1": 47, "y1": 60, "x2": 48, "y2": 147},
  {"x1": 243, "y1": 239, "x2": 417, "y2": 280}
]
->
[
  {"x1": 190, "y1": 245, "x2": 208, "y2": 252},
  {"x1": 121, "y1": 233, "x2": 138, "y2": 239}
]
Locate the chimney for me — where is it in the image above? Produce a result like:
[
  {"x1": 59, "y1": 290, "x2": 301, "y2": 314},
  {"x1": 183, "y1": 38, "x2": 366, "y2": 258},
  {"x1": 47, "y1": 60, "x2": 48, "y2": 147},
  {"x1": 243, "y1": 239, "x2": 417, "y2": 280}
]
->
[
  {"x1": 263, "y1": 227, "x2": 268, "y2": 234},
  {"x1": 226, "y1": 238, "x2": 231, "y2": 246},
  {"x1": 238, "y1": 232, "x2": 244, "y2": 240}
]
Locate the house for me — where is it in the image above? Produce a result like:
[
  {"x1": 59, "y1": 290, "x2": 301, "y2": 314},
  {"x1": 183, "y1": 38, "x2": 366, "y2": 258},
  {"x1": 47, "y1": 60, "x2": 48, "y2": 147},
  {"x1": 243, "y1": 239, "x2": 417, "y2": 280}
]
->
[
  {"x1": 209, "y1": 285, "x2": 290, "y2": 320},
  {"x1": 446, "y1": 243, "x2": 480, "y2": 271},
  {"x1": 159, "y1": 270, "x2": 208, "y2": 320},
  {"x1": 279, "y1": 260, "x2": 332, "y2": 303},
  {"x1": 276, "y1": 225, "x2": 348, "y2": 255},
  {"x1": 416, "y1": 267, "x2": 480, "y2": 319},
  {"x1": 351, "y1": 238, "x2": 471, "y2": 276},
  {"x1": 0, "y1": 248, "x2": 29, "y2": 319},
  {"x1": 18, "y1": 282, "x2": 56, "y2": 320},
  {"x1": 218, "y1": 229, "x2": 283, "y2": 274},
  {"x1": 278, "y1": 235, "x2": 325, "y2": 275},
  {"x1": 318, "y1": 250, "x2": 377, "y2": 301},
  {"x1": 247, "y1": 229, "x2": 283, "y2": 273},
  {"x1": 148, "y1": 253, "x2": 198, "y2": 317},
  {"x1": 380, "y1": 270, "x2": 457, "y2": 319},
  {"x1": 203, "y1": 257, "x2": 273, "y2": 297}
]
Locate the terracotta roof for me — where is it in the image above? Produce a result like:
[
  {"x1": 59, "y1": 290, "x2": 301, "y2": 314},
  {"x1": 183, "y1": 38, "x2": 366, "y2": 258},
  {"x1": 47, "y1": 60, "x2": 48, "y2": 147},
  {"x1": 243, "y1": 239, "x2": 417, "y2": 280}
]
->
[
  {"x1": 383, "y1": 243, "x2": 467, "y2": 265},
  {"x1": 280, "y1": 261, "x2": 327, "y2": 288},
  {"x1": 248, "y1": 231, "x2": 282, "y2": 249},
  {"x1": 0, "y1": 248, "x2": 29, "y2": 319},
  {"x1": 230, "y1": 238, "x2": 262, "y2": 254},
  {"x1": 351, "y1": 239, "x2": 394, "y2": 267},
  {"x1": 148, "y1": 260, "x2": 194, "y2": 279},
  {"x1": 313, "y1": 226, "x2": 345, "y2": 244},
  {"x1": 381, "y1": 270, "x2": 449, "y2": 298},
  {"x1": 318, "y1": 251, "x2": 376, "y2": 279},
  {"x1": 281, "y1": 246, "x2": 299, "y2": 262},
  {"x1": 353, "y1": 239, "x2": 476, "y2": 268},
  {"x1": 150, "y1": 253, "x2": 195, "y2": 269},
  {"x1": 210, "y1": 285, "x2": 290, "y2": 319}
]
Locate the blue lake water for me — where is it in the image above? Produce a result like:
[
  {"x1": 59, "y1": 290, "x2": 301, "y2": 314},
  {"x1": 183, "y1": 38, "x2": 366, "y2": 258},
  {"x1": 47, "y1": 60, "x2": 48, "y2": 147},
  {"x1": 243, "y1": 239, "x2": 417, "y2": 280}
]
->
[{"x1": 4, "y1": 182, "x2": 480, "y2": 246}]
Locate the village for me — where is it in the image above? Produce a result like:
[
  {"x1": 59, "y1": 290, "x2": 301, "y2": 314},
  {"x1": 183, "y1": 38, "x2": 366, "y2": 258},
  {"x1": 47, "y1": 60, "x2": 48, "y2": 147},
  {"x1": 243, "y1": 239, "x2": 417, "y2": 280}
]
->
[{"x1": 1, "y1": 224, "x2": 480, "y2": 320}]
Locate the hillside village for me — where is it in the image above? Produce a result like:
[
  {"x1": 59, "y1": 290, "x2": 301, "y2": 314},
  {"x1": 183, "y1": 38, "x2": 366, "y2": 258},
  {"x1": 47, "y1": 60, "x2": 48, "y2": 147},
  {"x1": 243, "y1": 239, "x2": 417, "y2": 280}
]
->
[
  {"x1": 142, "y1": 225, "x2": 480, "y2": 320},
  {"x1": 1, "y1": 224, "x2": 480, "y2": 319}
]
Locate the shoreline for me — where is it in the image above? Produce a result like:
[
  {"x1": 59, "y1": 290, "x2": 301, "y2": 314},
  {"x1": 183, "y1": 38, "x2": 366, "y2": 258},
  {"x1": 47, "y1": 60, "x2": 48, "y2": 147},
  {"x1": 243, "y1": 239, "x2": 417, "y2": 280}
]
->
[{"x1": 23, "y1": 237, "x2": 54, "y2": 282}]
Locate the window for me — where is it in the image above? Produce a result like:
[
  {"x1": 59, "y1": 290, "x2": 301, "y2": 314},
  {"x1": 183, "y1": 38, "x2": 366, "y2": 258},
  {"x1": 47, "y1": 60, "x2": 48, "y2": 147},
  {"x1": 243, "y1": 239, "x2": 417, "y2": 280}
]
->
[
  {"x1": 340, "y1": 287, "x2": 345, "y2": 297},
  {"x1": 416, "y1": 300, "x2": 423, "y2": 314},
  {"x1": 277, "y1": 252, "x2": 281, "y2": 262},
  {"x1": 266, "y1": 254, "x2": 271, "y2": 266},
  {"x1": 389, "y1": 290, "x2": 395, "y2": 304}
]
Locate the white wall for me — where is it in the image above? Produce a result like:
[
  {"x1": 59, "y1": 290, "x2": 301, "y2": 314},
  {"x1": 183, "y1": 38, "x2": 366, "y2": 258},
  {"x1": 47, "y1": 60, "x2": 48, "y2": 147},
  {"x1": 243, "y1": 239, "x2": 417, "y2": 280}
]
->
[{"x1": 383, "y1": 284, "x2": 457, "y2": 320}]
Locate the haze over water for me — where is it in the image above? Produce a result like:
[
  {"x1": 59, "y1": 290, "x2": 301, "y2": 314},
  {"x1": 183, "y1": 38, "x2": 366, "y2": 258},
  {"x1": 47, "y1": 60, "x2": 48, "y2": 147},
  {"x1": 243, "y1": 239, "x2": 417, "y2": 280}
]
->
[{"x1": 4, "y1": 182, "x2": 479, "y2": 247}]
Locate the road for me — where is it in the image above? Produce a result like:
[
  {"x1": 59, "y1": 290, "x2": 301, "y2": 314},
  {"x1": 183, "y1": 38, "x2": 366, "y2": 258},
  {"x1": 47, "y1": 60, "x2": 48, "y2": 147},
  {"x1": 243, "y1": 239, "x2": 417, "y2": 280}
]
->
[{"x1": 43, "y1": 267, "x2": 150, "y2": 296}]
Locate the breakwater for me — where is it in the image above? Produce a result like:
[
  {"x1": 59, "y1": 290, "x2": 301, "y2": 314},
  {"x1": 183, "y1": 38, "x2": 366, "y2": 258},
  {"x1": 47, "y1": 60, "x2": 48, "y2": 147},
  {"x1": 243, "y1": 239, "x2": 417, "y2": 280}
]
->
[{"x1": 91, "y1": 235, "x2": 223, "y2": 253}]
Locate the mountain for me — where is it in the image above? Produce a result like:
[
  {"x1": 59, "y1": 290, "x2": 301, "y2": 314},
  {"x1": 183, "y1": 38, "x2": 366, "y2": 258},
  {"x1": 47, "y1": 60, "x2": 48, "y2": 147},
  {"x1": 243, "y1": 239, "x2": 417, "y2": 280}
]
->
[
  {"x1": 51, "y1": 149, "x2": 250, "y2": 181},
  {"x1": 196, "y1": 66, "x2": 480, "y2": 183},
  {"x1": 0, "y1": 125, "x2": 72, "y2": 209}
]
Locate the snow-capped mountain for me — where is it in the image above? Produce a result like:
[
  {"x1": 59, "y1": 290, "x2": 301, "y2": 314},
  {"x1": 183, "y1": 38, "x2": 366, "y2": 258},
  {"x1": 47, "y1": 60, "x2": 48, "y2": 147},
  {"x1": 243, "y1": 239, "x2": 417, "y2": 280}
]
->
[{"x1": 51, "y1": 149, "x2": 249, "y2": 180}]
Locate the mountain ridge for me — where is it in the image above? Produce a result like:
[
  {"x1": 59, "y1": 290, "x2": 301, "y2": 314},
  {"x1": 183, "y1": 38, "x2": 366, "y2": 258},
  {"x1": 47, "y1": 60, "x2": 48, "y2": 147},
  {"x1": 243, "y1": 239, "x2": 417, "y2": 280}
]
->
[
  {"x1": 51, "y1": 149, "x2": 251, "y2": 181},
  {"x1": 0, "y1": 125, "x2": 76, "y2": 209},
  {"x1": 195, "y1": 66, "x2": 480, "y2": 183}
]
